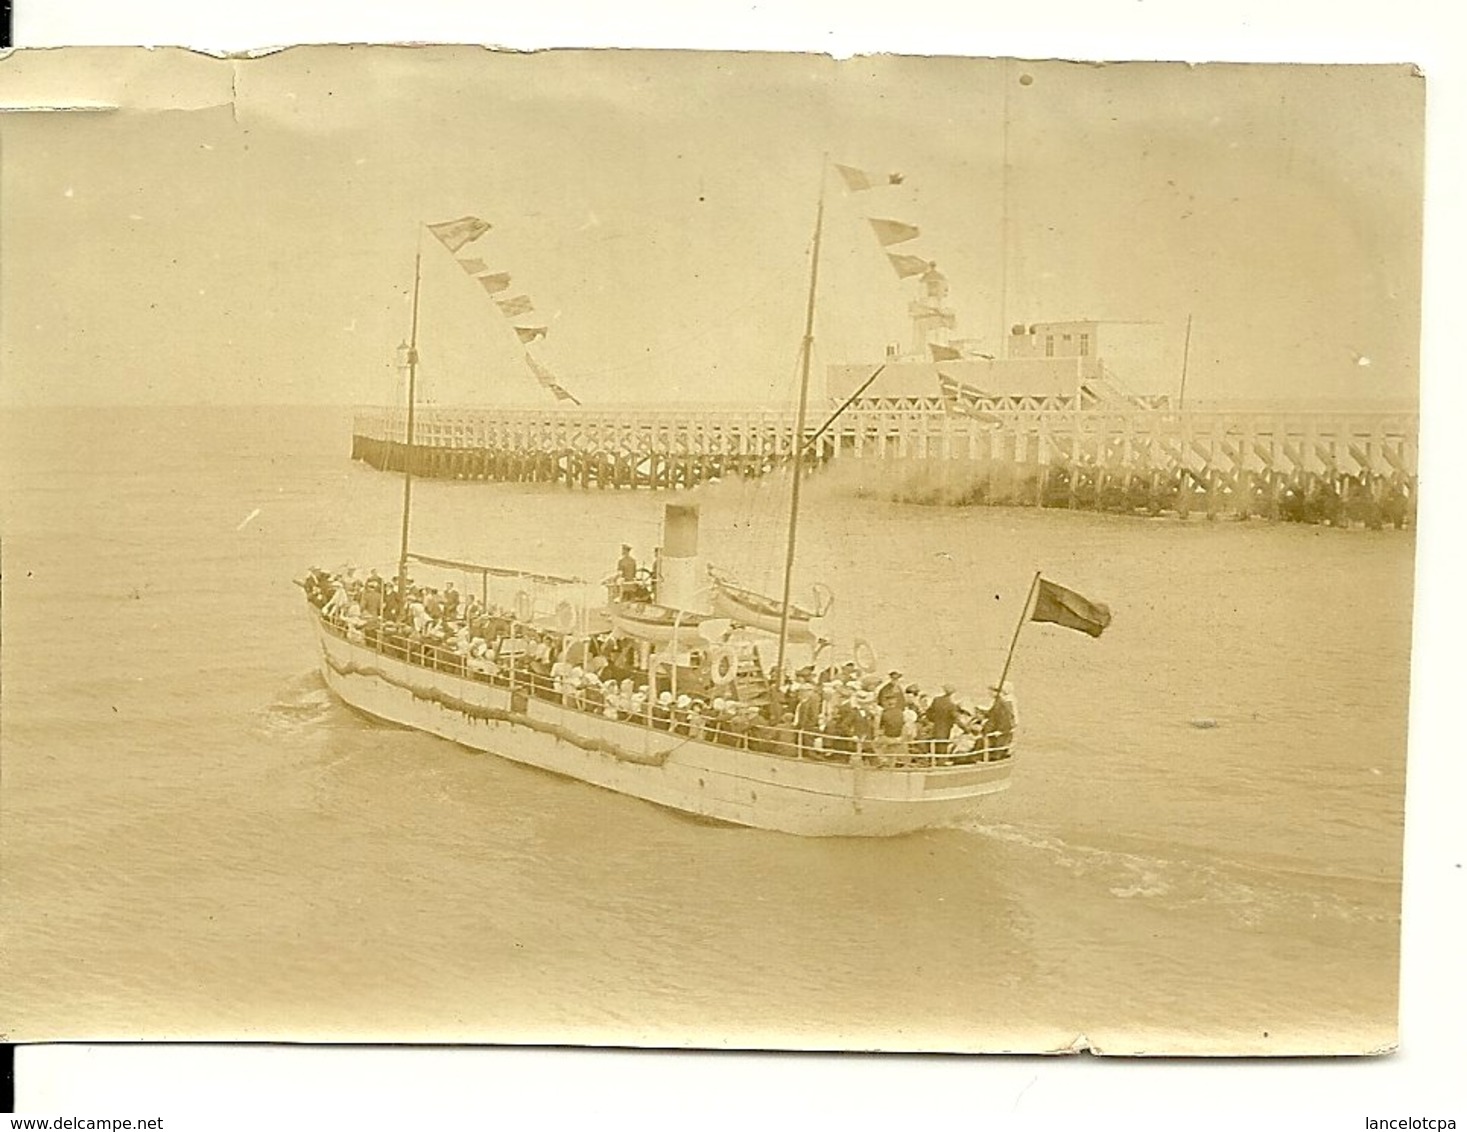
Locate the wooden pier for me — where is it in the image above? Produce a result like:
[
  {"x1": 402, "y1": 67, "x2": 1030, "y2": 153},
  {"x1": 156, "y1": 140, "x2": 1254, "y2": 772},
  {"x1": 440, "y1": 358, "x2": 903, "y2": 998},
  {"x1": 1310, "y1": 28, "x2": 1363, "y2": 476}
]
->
[{"x1": 351, "y1": 403, "x2": 1419, "y2": 527}]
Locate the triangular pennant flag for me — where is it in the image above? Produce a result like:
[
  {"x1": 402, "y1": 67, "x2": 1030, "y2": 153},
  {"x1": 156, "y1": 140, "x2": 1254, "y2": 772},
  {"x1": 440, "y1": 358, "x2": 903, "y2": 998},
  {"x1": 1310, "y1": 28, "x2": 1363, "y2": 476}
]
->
[
  {"x1": 938, "y1": 372, "x2": 992, "y2": 400},
  {"x1": 514, "y1": 326, "x2": 548, "y2": 344},
  {"x1": 457, "y1": 257, "x2": 490, "y2": 276},
  {"x1": 496, "y1": 295, "x2": 534, "y2": 318},
  {"x1": 937, "y1": 372, "x2": 1002, "y2": 423},
  {"x1": 887, "y1": 253, "x2": 933, "y2": 279},
  {"x1": 526, "y1": 354, "x2": 581, "y2": 405},
  {"x1": 427, "y1": 216, "x2": 492, "y2": 253},
  {"x1": 868, "y1": 218, "x2": 921, "y2": 247},
  {"x1": 930, "y1": 343, "x2": 962, "y2": 362},
  {"x1": 835, "y1": 164, "x2": 905, "y2": 192},
  {"x1": 476, "y1": 272, "x2": 511, "y2": 295}
]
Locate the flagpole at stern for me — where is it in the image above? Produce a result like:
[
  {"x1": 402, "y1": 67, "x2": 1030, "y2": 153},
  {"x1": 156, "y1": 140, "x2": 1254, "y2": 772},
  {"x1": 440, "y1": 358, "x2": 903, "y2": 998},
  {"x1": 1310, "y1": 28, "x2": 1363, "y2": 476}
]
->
[
  {"x1": 395, "y1": 227, "x2": 425, "y2": 598},
  {"x1": 992, "y1": 570, "x2": 1042, "y2": 702}
]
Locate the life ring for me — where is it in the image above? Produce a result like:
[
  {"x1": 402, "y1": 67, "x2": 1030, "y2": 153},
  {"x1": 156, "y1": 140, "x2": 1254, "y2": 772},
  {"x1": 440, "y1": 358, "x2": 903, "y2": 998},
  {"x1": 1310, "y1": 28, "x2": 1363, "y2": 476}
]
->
[
  {"x1": 554, "y1": 600, "x2": 578, "y2": 633},
  {"x1": 853, "y1": 637, "x2": 877, "y2": 674},
  {"x1": 811, "y1": 639, "x2": 834, "y2": 669},
  {"x1": 710, "y1": 645, "x2": 738, "y2": 686},
  {"x1": 513, "y1": 590, "x2": 534, "y2": 623}
]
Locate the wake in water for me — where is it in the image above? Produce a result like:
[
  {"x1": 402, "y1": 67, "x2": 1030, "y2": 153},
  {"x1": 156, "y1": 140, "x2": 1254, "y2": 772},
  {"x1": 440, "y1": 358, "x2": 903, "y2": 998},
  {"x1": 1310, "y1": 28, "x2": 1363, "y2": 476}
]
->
[
  {"x1": 957, "y1": 819, "x2": 1398, "y2": 929},
  {"x1": 253, "y1": 669, "x2": 339, "y2": 736}
]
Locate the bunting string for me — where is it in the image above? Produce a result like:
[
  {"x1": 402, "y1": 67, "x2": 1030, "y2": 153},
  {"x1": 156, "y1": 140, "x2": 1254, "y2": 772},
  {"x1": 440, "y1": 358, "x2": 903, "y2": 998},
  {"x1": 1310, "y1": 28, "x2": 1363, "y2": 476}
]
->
[
  {"x1": 526, "y1": 353, "x2": 580, "y2": 404},
  {"x1": 425, "y1": 214, "x2": 578, "y2": 404}
]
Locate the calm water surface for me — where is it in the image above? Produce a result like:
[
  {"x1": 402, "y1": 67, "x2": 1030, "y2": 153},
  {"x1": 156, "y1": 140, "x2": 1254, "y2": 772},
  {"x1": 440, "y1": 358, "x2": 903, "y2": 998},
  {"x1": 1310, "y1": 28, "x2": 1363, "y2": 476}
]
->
[{"x1": 0, "y1": 406, "x2": 1412, "y2": 1052}]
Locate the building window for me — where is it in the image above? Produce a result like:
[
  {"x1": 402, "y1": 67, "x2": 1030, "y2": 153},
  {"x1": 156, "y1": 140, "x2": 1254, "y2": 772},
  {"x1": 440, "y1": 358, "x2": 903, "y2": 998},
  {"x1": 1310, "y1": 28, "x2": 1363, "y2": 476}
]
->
[
  {"x1": 1044, "y1": 336, "x2": 1054, "y2": 357},
  {"x1": 1079, "y1": 333, "x2": 1090, "y2": 357}
]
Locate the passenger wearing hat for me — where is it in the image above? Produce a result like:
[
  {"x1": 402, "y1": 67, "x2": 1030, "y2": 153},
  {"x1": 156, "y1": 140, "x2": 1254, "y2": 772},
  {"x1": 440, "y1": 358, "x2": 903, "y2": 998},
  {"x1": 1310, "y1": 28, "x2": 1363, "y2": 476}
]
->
[
  {"x1": 981, "y1": 682, "x2": 1016, "y2": 754},
  {"x1": 652, "y1": 690, "x2": 675, "y2": 730},
  {"x1": 707, "y1": 698, "x2": 728, "y2": 743},
  {"x1": 877, "y1": 692, "x2": 908, "y2": 752},
  {"x1": 924, "y1": 682, "x2": 960, "y2": 755},
  {"x1": 687, "y1": 698, "x2": 707, "y2": 740},
  {"x1": 876, "y1": 670, "x2": 905, "y2": 711},
  {"x1": 672, "y1": 693, "x2": 693, "y2": 736},
  {"x1": 793, "y1": 682, "x2": 822, "y2": 757}
]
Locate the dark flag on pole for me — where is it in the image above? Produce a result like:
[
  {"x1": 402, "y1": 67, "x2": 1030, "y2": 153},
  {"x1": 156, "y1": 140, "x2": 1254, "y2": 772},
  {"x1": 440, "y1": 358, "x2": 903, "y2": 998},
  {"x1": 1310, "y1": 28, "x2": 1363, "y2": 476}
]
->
[{"x1": 1030, "y1": 578, "x2": 1112, "y2": 638}]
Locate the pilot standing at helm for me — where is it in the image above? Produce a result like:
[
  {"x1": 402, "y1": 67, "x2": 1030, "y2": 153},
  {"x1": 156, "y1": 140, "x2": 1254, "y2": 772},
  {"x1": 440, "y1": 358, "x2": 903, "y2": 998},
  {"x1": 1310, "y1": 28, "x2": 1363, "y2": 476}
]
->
[
  {"x1": 615, "y1": 544, "x2": 638, "y2": 600},
  {"x1": 617, "y1": 544, "x2": 637, "y2": 580}
]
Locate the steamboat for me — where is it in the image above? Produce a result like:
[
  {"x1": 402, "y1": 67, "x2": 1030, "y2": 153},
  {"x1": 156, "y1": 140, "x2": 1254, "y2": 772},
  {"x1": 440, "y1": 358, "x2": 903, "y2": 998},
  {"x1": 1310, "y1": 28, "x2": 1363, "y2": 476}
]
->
[{"x1": 302, "y1": 170, "x2": 1041, "y2": 837}]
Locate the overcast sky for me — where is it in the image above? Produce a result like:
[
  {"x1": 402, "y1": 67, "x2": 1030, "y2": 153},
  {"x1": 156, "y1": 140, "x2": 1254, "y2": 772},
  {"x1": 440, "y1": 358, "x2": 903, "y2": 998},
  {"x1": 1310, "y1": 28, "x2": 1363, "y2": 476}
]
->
[{"x1": 0, "y1": 48, "x2": 1423, "y2": 407}]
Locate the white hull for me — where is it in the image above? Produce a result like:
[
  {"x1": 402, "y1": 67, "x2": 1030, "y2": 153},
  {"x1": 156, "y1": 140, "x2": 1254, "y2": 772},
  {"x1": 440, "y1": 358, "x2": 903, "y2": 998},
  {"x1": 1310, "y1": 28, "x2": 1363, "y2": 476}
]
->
[{"x1": 309, "y1": 612, "x2": 1012, "y2": 837}]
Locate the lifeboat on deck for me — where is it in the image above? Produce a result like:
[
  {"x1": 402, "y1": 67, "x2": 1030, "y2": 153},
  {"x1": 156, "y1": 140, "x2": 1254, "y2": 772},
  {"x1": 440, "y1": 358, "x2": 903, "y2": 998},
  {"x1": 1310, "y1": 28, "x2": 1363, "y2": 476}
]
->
[
  {"x1": 607, "y1": 601, "x2": 725, "y2": 647},
  {"x1": 709, "y1": 575, "x2": 832, "y2": 643}
]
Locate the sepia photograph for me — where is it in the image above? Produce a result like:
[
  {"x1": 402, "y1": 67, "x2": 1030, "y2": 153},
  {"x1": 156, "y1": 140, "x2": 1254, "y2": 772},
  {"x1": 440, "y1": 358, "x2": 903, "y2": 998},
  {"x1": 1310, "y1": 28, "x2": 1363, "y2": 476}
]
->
[{"x1": 0, "y1": 40, "x2": 1428, "y2": 1070}]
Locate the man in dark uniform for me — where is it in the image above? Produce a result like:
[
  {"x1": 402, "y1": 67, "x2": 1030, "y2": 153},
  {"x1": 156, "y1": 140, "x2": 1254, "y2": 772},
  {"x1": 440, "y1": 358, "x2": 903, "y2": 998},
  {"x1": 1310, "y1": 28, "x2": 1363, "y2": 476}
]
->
[
  {"x1": 793, "y1": 683, "x2": 822, "y2": 757},
  {"x1": 615, "y1": 544, "x2": 639, "y2": 600},
  {"x1": 924, "y1": 683, "x2": 959, "y2": 755},
  {"x1": 876, "y1": 670, "x2": 905, "y2": 711},
  {"x1": 981, "y1": 683, "x2": 1016, "y2": 756}
]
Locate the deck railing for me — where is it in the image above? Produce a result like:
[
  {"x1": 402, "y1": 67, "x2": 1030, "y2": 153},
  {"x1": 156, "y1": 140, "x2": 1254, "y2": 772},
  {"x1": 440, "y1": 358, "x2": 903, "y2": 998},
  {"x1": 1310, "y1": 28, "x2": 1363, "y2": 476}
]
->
[{"x1": 317, "y1": 610, "x2": 1011, "y2": 770}]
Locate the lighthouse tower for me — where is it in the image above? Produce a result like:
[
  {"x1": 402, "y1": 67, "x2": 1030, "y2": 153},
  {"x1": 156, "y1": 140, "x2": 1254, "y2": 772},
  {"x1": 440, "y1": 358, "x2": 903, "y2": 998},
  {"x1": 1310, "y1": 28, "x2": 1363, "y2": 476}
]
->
[{"x1": 908, "y1": 263, "x2": 956, "y2": 356}]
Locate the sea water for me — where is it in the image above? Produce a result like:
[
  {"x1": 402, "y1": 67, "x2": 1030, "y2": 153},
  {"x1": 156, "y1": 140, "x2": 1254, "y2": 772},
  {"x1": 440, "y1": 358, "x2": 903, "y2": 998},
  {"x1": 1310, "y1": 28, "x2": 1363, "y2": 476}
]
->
[{"x1": 0, "y1": 405, "x2": 1411, "y2": 1053}]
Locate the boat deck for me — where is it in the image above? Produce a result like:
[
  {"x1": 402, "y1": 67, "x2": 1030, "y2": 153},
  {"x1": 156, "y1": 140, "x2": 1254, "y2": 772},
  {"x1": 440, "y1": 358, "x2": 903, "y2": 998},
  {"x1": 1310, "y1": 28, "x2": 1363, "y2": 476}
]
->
[{"x1": 314, "y1": 609, "x2": 1014, "y2": 772}]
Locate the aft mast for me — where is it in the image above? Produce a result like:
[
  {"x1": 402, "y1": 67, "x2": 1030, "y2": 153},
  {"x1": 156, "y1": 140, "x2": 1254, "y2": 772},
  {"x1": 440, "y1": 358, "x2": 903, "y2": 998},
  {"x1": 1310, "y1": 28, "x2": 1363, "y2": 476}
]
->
[
  {"x1": 395, "y1": 239, "x2": 425, "y2": 597},
  {"x1": 775, "y1": 167, "x2": 827, "y2": 680}
]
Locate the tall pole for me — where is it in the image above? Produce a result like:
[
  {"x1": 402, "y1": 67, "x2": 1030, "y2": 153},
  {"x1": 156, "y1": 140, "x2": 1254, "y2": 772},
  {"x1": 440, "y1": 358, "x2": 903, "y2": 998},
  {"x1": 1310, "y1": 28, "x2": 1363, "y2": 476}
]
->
[
  {"x1": 993, "y1": 571, "x2": 1042, "y2": 700},
  {"x1": 395, "y1": 241, "x2": 425, "y2": 598},
  {"x1": 1177, "y1": 312, "x2": 1194, "y2": 411},
  {"x1": 999, "y1": 62, "x2": 1012, "y2": 353},
  {"x1": 775, "y1": 167, "x2": 827, "y2": 682}
]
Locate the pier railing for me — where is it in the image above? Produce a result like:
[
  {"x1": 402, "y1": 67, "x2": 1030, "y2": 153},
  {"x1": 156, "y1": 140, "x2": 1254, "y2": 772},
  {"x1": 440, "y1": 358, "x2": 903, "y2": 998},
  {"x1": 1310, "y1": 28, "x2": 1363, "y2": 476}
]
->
[
  {"x1": 350, "y1": 402, "x2": 1418, "y2": 524},
  {"x1": 354, "y1": 403, "x2": 1416, "y2": 475}
]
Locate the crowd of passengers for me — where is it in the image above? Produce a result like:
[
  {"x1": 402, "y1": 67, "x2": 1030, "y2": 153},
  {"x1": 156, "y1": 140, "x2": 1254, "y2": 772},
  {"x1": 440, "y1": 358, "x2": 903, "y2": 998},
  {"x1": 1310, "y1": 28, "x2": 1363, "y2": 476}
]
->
[{"x1": 304, "y1": 567, "x2": 1014, "y2": 764}]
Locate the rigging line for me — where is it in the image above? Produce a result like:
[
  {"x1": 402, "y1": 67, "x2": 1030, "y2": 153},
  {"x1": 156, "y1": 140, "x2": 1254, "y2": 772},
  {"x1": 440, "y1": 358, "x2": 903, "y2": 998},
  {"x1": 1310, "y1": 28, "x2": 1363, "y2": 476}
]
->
[
  {"x1": 767, "y1": 341, "x2": 813, "y2": 570},
  {"x1": 733, "y1": 336, "x2": 809, "y2": 577}
]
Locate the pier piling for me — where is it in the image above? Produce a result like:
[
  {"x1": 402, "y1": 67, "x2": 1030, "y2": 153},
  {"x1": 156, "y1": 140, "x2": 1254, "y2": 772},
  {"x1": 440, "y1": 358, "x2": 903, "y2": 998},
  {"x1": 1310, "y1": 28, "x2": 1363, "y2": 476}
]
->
[{"x1": 350, "y1": 404, "x2": 1417, "y2": 528}]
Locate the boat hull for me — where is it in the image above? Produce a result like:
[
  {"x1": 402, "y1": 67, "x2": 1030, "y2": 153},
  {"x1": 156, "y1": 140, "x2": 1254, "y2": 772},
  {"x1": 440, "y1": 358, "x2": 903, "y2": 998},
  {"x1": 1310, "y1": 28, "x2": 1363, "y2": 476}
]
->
[{"x1": 309, "y1": 613, "x2": 1011, "y2": 837}]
